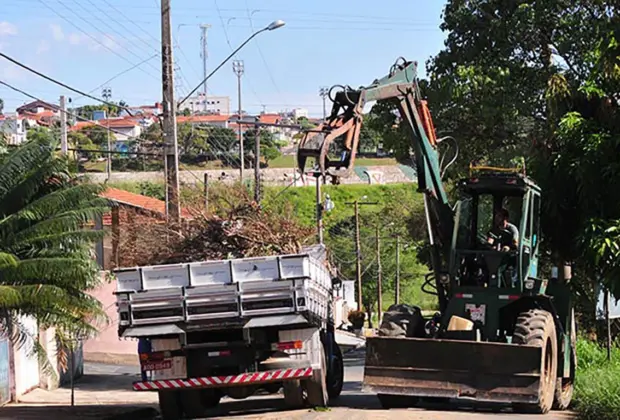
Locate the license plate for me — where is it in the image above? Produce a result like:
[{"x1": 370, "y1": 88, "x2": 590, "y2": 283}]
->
[{"x1": 141, "y1": 360, "x2": 172, "y2": 371}]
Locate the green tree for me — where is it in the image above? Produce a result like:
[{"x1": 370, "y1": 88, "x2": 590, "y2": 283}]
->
[
  {"x1": 0, "y1": 133, "x2": 109, "y2": 370},
  {"x1": 79, "y1": 125, "x2": 116, "y2": 148},
  {"x1": 243, "y1": 128, "x2": 282, "y2": 166},
  {"x1": 427, "y1": 1, "x2": 620, "y2": 297}
]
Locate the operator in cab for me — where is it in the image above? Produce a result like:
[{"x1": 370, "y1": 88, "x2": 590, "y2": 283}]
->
[{"x1": 487, "y1": 208, "x2": 519, "y2": 251}]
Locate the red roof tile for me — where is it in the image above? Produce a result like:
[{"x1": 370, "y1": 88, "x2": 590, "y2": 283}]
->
[
  {"x1": 101, "y1": 187, "x2": 192, "y2": 217},
  {"x1": 259, "y1": 114, "x2": 281, "y2": 125},
  {"x1": 177, "y1": 115, "x2": 230, "y2": 124}
]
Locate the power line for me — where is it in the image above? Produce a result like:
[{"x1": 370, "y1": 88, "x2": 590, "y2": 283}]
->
[
  {"x1": 0, "y1": 79, "x2": 150, "y2": 143},
  {"x1": 0, "y1": 52, "x2": 134, "y2": 116},
  {"x1": 35, "y1": 0, "x2": 159, "y2": 81},
  {"x1": 213, "y1": 0, "x2": 264, "y2": 108}
]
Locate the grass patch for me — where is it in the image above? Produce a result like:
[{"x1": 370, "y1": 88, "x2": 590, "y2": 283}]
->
[{"x1": 574, "y1": 338, "x2": 620, "y2": 420}]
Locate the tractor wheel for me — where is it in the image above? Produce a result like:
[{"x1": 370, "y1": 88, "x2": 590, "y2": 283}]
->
[
  {"x1": 554, "y1": 309, "x2": 576, "y2": 410},
  {"x1": 158, "y1": 390, "x2": 182, "y2": 420},
  {"x1": 327, "y1": 342, "x2": 344, "y2": 400},
  {"x1": 512, "y1": 309, "x2": 558, "y2": 414},
  {"x1": 305, "y1": 342, "x2": 328, "y2": 407}
]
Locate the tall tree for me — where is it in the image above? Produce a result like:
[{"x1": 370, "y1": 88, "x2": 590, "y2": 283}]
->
[
  {"x1": 0, "y1": 130, "x2": 109, "y2": 370},
  {"x1": 426, "y1": 1, "x2": 620, "y2": 295}
]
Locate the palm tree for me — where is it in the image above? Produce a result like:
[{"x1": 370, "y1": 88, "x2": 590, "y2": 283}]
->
[{"x1": 0, "y1": 131, "x2": 110, "y2": 371}]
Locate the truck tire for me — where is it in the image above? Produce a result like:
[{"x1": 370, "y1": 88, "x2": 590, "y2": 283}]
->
[
  {"x1": 554, "y1": 309, "x2": 576, "y2": 410},
  {"x1": 283, "y1": 379, "x2": 304, "y2": 408},
  {"x1": 512, "y1": 309, "x2": 557, "y2": 414},
  {"x1": 305, "y1": 342, "x2": 328, "y2": 407},
  {"x1": 327, "y1": 343, "x2": 344, "y2": 400},
  {"x1": 179, "y1": 389, "x2": 205, "y2": 419},
  {"x1": 158, "y1": 390, "x2": 182, "y2": 420}
]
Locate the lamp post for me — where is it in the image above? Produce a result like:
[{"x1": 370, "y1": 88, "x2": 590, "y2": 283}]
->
[{"x1": 178, "y1": 20, "x2": 286, "y2": 107}]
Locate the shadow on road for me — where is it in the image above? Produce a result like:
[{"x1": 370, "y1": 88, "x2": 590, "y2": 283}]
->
[{"x1": 0, "y1": 405, "x2": 158, "y2": 420}]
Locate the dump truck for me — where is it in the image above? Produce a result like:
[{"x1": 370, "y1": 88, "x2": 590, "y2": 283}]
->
[
  {"x1": 296, "y1": 57, "x2": 575, "y2": 414},
  {"x1": 113, "y1": 245, "x2": 344, "y2": 419}
]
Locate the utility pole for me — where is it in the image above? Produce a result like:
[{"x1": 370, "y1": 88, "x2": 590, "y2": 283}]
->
[
  {"x1": 254, "y1": 119, "x2": 261, "y2": 203},
  {"x1": 203, "y1": 173, "x2": 209, "y2": 211},
  {"x1": 200, "y1": 24, "x2": 211, "y2": 113},
  {"x1": 395, "y1": 234, "x2": 401, "y2": 305},
  {"x1": 59, "y1": 95, "x2": 68, "y2": 155},
  {"x1": 315, "y1": 174, "x2": 323, "y2": 244},
  {"x1": 233, "y1": 60, "x2": 245, "y2": 181},
  {"x1": 346, "y1": 199, "x2": 378, "y2": 310},
  {"x1": 161, "y1": 0, "x2": 180, "y2": 222},
  {"x1": 319, "y1": 87, "x2": 328, "y2": 120},
  {"x1": 376, "y1": 225, "x2": 383, "y2": 325},
  {"x1": 102, "y1": 87, "x2": 112, "y2": 180}
]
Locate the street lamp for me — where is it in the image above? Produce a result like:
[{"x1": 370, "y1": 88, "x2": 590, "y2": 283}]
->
[{"x1": 179, "y1": 19, "x2": 286, "y2": 106}]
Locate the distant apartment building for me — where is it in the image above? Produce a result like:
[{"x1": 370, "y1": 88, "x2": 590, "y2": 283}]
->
[
  {"x1": 0, "y1": 115, "x2": 27, "y2": 145},
  {"x1": 178, "y1": 93, "x2": 230, "y2": 115}
]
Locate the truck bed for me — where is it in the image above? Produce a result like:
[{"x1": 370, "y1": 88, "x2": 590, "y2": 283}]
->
[{"x1": 114, "y1": 252, "x2": 333, "y2": 337}]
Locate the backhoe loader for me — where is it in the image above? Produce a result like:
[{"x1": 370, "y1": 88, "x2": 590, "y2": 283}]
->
[{"x1": 296, "y1": 57, "x2": 575, "y2": 414}]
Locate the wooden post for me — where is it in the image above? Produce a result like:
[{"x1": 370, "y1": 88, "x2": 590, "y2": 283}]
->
[
  {"x1": 203, "y1": 173, "x2": 209, "y2": 211},
  {"x1": 376, "y1": 225, "x2": 382, "y2": 325},
  {"x1": 395, "y1": 234, "x2": 400, "y2": 305},
  {"x1": 111, "y1": 206, "x2": 120, "y2": 268},
  {"x1": 606, "y1": 288, "x2": 612, "y2": 361}
]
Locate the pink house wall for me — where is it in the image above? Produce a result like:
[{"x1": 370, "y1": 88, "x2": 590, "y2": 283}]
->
[{"x1": 84, "y1": 275, "x2": 139, "y2": 365}]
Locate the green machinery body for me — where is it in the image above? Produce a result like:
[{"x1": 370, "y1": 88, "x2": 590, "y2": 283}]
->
[{"x1": 297, "y1": 57, "x2": 575, "y2": 413}]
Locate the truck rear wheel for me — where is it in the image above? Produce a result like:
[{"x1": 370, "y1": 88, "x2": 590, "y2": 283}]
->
[
  {"x1": 283, "y1": 379, "x2": 304, "y2": 408},
  {"x1": 327, "y1": 343, "x2": 344, "y2": 400},
  {"x1": 305, "y1": 342, "x2": 328, "y2": 407},
  {"x1": 512, "y1": 309, "x2": 557, "y2": 414},
  {"x1": 158, "y1": 390, "x2": 182, "y2": 420}
]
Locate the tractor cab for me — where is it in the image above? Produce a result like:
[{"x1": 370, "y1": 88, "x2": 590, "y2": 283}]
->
[{"x1": 450, "y1": 168, "x2": 542, "y2": 294}]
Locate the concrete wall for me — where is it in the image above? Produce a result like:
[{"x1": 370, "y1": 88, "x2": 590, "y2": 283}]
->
[
  {"x1": 13, "y1": 316, "x2": 39, "y2": 397},
  {"x1": 83, "y1": 277, "x2": 139, "y2": 365},
  {"x1": 85, "y1": 165, "x2": 416, "y2": 187}
]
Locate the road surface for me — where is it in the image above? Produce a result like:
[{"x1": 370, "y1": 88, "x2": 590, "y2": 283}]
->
[
  {"x1": 194, "y1": 350, "x2": 574, "y2": 420},
  {"x1": 12, "y1": 350, "x2": 574, "y2": 419}
]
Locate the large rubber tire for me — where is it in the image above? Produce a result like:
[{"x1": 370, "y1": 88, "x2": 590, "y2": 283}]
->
[
  {"x1": 179, "y1": 389, "x2": 205, "y2": 419},
  {"x1": 512, "y1": 309, "x2": 558, "y2": 414},
  {"x1": 553, "y1": 309, "x2": 576, "y2": 410},
  {"x1": 305, "y1": 342, "x2": 328, "y2": 407},
  {"x1": 200, "y1": 389, "x2": 222, "y2": 409},
  {"x1": 158, "y1": 390, "x2": 182, "y2": 420},
  {"x1": 283, "y1": 379, "x2": 304, "y2": 408},
  {"x1": 327, "y1": 343, "x2": 344, "y2": 400}
]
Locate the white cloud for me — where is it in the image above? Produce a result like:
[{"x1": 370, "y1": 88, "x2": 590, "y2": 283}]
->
[
  {"x1": 36, "y1": 39, "x2": 51, "y2": 54},
  {"x1": 68, "y1": 33, "x2": 83, "y2": 45},
  {"x1": 50, "y1": 24, "x2": 64, "y2": 41},
  {"x1": 0, "y1": 22, "x2": 18, "y2": 36}
]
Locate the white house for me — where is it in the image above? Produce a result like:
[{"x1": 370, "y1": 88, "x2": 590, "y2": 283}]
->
[
  {"x1": 0, "y1": 116, "x2": 28, "y2": 145},
  {"x1": 178, "y1": 94, "x2": 231, "y2": 115}
]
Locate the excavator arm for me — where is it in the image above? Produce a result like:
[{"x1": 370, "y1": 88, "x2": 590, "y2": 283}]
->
[{"x1": 297, "y1": 58, "x2": 454, "y2": 309}]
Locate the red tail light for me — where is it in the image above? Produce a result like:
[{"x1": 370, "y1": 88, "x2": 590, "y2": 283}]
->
[{"x1": 273, "y1": 341, "x2": 303, "y2": 351}]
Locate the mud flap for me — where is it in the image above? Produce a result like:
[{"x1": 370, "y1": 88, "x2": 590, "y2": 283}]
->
[{"x1": 362, "y1": 337, "x2": 543, "y2": 405}]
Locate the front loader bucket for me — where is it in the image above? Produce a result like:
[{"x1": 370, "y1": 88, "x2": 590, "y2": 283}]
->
[{"x1": 363, "y1": 336, "x2": 543, "y2": 405}]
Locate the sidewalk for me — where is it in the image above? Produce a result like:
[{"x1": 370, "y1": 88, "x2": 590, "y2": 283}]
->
[{"x1": 4, "y1": 364, "x2": 158, "y2": 420}]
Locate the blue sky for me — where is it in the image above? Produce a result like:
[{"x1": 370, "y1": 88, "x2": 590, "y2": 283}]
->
[{"x1": 0, "y1": 0, "x2": 447, "y2": 117}]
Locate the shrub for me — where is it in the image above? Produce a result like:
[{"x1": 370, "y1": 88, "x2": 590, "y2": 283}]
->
[{"x1": 574, "y1": 338, "x2": 620, "y2": 420}]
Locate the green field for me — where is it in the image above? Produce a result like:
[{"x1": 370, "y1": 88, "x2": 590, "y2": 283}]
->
[{"x1": 267, "y1": 154, "x2": 398, "y2": 168}]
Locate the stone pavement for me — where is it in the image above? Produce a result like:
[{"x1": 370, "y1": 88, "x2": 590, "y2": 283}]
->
[{"x1": 3, "y1": 363, "x2": 158, "y2": 420}]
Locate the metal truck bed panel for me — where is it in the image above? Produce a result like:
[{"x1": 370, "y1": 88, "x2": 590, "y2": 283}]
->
[
  {"x1": 115, "y1": 252, "x2": 332, "y2": 331},
  {"x1": 115, "y1": 253, "x2": 328, "y2": 293}
]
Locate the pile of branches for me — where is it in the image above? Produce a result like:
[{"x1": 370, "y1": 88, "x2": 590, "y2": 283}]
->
[{"x1": 117, "y1": 198, "x2": 315, "y2": 267}]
